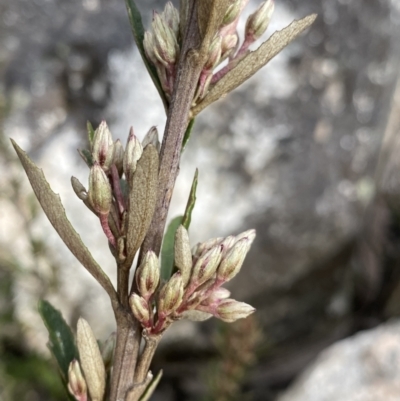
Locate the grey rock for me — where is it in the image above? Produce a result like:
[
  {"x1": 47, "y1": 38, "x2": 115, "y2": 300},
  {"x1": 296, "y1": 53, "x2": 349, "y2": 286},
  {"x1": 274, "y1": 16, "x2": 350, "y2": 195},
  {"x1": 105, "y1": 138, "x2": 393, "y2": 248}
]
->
[{"x1": 277, "y1": 319, "x2": 400, "y2": 401}]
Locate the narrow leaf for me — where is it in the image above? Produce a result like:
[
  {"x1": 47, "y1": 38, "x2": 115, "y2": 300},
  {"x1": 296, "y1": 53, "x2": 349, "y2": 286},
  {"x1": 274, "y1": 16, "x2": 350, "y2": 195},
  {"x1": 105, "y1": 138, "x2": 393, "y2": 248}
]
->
[
  {"x1": 161, "y1": 216, "x2": 183, "y2": 281},
  {"x1": 87, "y1": 120, "x2": 95, "y2": 147},
  {"x1": 38, "y1": 300, "x2": 79, "y2": 381},
  {"x1": 11, "y1": 140, "x2": 117, "y2": 303},
  {"x1": 78, "y1": 148, "x2": 94, "y2": 167},
  {"x1": 181, "y1": 118, "x2": 195, "y2": 152},
  {"x1": 182, "y1": 169, "x2": 198, "y2": 230},
  {"x1": 124, "y1": 0, "x2": 169, "y2": 110},
  {"x1": 191, "y1": 14, "x2": 317, "y2": 117},
  {"x1": 140, "y1": 370, "x2": 163, "y2": 401},
  {"x1": 125, "y1": 144, "x2": 159, "y2": 268}
]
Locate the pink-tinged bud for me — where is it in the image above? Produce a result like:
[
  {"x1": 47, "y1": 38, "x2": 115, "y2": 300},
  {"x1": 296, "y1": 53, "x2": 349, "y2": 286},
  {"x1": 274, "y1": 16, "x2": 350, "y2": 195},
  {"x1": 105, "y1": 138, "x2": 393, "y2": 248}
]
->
[
  {"x1": 174, "y1": 225, "x2": 193, "y2": 287},
  {"x1": 71, "y1": 176, "x2": 88, "y2": 201},
  {"x1": 207, "y1": 287, "x2": 231, "y2": 304},
  {"x1": 123, "y1": 127, "x2": 143, "y2": 181},
  {"x1": 217, "y1": 237, "x2": 252, "y2": 282},
  {"x1": 68, "y1": 360, "x2": 87, "y2": 401},
  {"x1": 136, "y1": 251, "x2": 160, "y2": 300},
  {"x1": 92, "y1": 121, "x2": 114, "y2": 171},
  {"x1": 204, "y1": 35, "x2": 222, "y2": 71},
  {"x1": 113, "y1": 139, "x2": 124, "y2": 176},
  {"x1": 220, "y1": 235, "x2": 237, "y2": 258},
  {"x1": 144, "y1": 31, "x2": 158, "y2": 66},
  {"x1": 245, "y1": 0, "x2": 274, "y2": 41},
  {"x1": 190, "y1": 245, "x2": 222, "y2": 287},
  {"x1": 152, "y1": 12, "x2": 179, "y2": 67},
  {"x1": 221, "y1": 33, "x2": 238, "y2": 58},
  {"x1": 222, "y1": 0, "x2": 242, "y2": 26},
  {"x1": 129, "y1": 293, "x2": 151, "y2": 326},
  {"x1": 216, "y1": 299, "x2": 255, "y2": 322},
  {"x1": 88, "y1": 163, "x2": 112, "y2": 215},
  {"x1": 142, "y1": 126, "x2": 160, "y2": 152},
  {"x1": 157, "y1": 272, "x2": 184, "y2": 316},
  {"x1": 163, "y1": 2, "x2": 180, "y2": 37}
]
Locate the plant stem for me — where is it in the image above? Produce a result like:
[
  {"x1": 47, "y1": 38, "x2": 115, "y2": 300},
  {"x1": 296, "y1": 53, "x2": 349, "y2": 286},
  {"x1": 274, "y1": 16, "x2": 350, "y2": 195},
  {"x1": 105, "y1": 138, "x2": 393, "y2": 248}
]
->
[
  {"x1": 139, "y1": 0, "x2": 205, "y2": 262},
  {"x1": 110, "y1": 307, "x2": 141, "y2": 401}
]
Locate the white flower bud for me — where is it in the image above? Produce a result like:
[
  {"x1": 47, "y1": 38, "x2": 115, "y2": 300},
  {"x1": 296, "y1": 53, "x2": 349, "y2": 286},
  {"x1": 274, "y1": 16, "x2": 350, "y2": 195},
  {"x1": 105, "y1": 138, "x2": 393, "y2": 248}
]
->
[
  {"x1": 129, "y1": 293, "x2": 151, "y2": 327},
  {"x1": 88, "y1": 163, "x2": 112, "y2": 215},
  {"x1": 216, "y1": 299, "x2": 255, "y2": 322},
  {"x1": 190, "y1": 245, "x2": 222, "y2": 287},
  {"x1": 67, "y1": 359, "x2": 87, "y2": 401},
  {"x1": 92, "y1": 121, "x2": 114, "y2": 171},
  {"x1": 136, "y1": 251, "x2": 160, "y2": 300},
  {"x1": 123, "y1": 127, "x2": 143, "y2": 181},
  {"x1": 245, "y1": 0, "x2": 274, "y2": 41},
  {"x1": 158, "y1": 272, "x2": 184, "y2": 316},
  {"x1": 174, "y1": 225, "x2": 193, "y2": 287}
]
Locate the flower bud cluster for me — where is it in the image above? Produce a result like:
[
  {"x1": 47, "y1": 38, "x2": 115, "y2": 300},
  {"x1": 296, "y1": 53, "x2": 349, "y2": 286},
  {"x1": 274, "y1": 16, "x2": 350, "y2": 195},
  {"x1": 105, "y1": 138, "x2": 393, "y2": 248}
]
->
[
  {"x1": 143, "y1": 2, "x2": 180, "y2": 100},
  {"x1": 130, "y1": 228, "x2": 256, "y2": 335},
  {"x1": 75, "y1": 122, "x2": 159, "y2": 252},
  {"x1": 143, "y1": 0, "x2": 275, "y2": 107}
]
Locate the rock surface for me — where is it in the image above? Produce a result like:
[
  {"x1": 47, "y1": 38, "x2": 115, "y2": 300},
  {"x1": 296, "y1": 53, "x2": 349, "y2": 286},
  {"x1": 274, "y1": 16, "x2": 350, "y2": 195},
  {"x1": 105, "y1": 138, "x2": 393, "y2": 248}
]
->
[{"x1": 277, "y1": 319, "x2": 400, "y2": 401}]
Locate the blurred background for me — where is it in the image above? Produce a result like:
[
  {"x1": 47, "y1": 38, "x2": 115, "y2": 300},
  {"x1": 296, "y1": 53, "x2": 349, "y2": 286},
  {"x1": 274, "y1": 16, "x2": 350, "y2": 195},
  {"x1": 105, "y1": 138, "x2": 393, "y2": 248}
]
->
[{"x1": 2, "y1": 0, "x2": 400, "y2": 400}]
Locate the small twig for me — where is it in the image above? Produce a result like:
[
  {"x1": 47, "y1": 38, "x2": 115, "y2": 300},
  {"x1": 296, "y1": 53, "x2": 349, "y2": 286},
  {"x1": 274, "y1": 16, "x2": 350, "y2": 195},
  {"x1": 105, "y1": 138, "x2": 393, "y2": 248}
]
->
[
  {"x1": 99, "y1": 213, "x2": 117, "y2": 248},
  {"x1": 134, "y1": 332, "x2": 162, "y2": 383}
]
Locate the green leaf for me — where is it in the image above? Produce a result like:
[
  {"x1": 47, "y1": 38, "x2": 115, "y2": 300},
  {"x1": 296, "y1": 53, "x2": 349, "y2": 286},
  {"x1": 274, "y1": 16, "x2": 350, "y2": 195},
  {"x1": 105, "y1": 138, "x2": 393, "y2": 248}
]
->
[
  {"x1": 182, "y1": 169, "x2": 198, "y2": 230},
  {"x1": 11, "y1": 140, "x2": 118, "y2": 304},
  {"x1": 161, "y1": 216, "x2": 183, "y2": 281},
  {"x1": 140, "y1": 370, "x2": 163, "y2": 401},
  {"x1": 181, "y1": 118, "x2": 195, "y2": 152},
  {"x1": 124, "y1": 0, "x2": 169, "y2": 110},
  {"x1": 38, "y1": 300, "x2": 79, "y2": 382},
  {"x1": 78, "y1": 148, "x2": 94, "y2": 167},
  {"x1": 87, "y1": 120, "x2": 95, "y2": 147}
]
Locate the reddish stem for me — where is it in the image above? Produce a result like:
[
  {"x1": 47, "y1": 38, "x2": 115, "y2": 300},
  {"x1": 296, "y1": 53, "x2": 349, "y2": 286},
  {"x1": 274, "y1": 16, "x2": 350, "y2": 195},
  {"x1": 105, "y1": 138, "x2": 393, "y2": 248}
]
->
[
  {"x1": 110, "y1": 164, "x2": 125, "y2": 215},
  {"x1": 100, "y1": 213, "x2": 116, "y2": 248}
]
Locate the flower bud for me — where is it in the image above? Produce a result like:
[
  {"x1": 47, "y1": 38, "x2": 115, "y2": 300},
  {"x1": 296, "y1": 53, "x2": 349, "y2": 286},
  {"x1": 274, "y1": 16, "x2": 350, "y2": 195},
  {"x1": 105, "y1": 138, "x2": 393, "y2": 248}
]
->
[
  {"x1": 157, "y1": 272, "x2": 184, "y2": 316},
  {"x1": 129, "y1": 293, "x2": 151, "y2": 326},
  {"x1": 234, "y1": 228, "x2": 256, "y2": 243},
  {"x1": 113, "y1": 139, "x2": 124, "y2": 176},
  {"x1": 88, "y1": 163, "x2": 112, "y2": 215},
  {"x1": 192, "y1": 237, "x2": 223, "y2": 259},
  {"x1": 136, "y1": 251, "x2": 160, "y2": 300},
  {"x1": 182, "y1": 310, "x2": 213, "y2": 322},
  {"x1": 163, "y1": 2, "x2": 180, "y2": 37},
  {"x1": 204, "y1": 35, "x2": 222, "y2": 71},
  {"x1": 207, "y1": 287, "x2": 231, "y2": 304},
  {"x1": 245, "y1": 0, "x2": 274, "y2": 41},
  {"x1": 221, "y1": 33, "x2": 238, "y2": 58},
  {"x1": 174, "y1": 225, "x2": 193, "y2": 287},
  {"x1": 190, "y1": 245, "x2": 222, "y2": 287},
  {"x1": 123, "y1": 127, "x2": 143, "y2": 181},
  {"x1": 217, "y1": 237, "x2": 252, "y2": 282},
  {"x1": 142, "y1": 126, "x2": 160, "y2": 152},
  {"x1": 76, "y1": 318, "x2": 106, "y2": 401},
  {"x1": 92, "y1": 121, "x2": 114, "y2": 171},
  {"x1": 216, "y1": 299, "x2": 255, "y2": 322},
  {"x1": 222, "y1": 0, "x2": 242, "y2": 26},
  {"x1": 152, "y1": 12, "x2": 179, "y2": 67},
  {"x1": 144, "y1": 31, "x2": 158, "y2": 66},
  {"x1": 71, "y1": 176, "x2": 88, "y2": 201},
  {"x1": 67, "y1": 359, "x2": 87, "y2": 401},
  {"x1": 220, "y1": 235, "x2": 237, "y2": 258}
]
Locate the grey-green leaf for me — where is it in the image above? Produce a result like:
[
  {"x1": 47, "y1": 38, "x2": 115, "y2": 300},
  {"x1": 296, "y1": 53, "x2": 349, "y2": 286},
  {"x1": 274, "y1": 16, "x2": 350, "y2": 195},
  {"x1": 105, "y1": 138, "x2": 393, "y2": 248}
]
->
[
  {"x1": 192, "y1": 14, "x2": 317, "y2": 117},
  {"x1": 124, "y1": 0, "x2": 169, "y2": 110},
  {"x1": 11, "y1": 140, "x2": 117, "y2": 304},
  {"x1": 139, "y1": 370, "x2": 163, "y2": 401},
  {"x1": 161, "y1": 216, "x2": 183, "y2": 281},
  {"x1": 125, "y1": 144, "x2": 159, "y2": 269},
  {"x1": 38, "y1": 300, "x2": 79, "y2": 382},
  {"x1": 182, "y1": 168, "x2": 198, "y2": 230}
]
